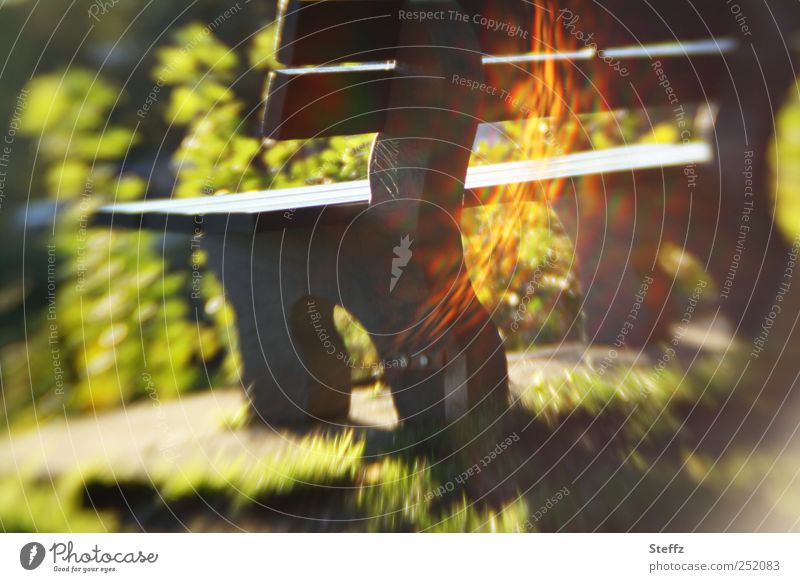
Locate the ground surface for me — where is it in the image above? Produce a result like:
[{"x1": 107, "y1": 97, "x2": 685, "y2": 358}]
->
[{"x1": 3, "y1": 337, "x2": 800, "y2": 532}]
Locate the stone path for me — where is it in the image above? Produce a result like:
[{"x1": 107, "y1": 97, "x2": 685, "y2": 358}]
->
[{"x1": 0, "y1": 386, "x2": 399, "y2": 484}]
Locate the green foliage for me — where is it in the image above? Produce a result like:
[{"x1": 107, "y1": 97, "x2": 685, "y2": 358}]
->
[
  {"x1": 774, "y1": 82, "x2": 800, "y2": 240},
  {"x1": 463, "y1": 201, "x2": 581, "y2": 347},
  {"x1": 2, "y1": 66, "x2": 224, "y2": 418},
  {"x1": 156, "y1": 23, "x2": 263, "y2": 198}
]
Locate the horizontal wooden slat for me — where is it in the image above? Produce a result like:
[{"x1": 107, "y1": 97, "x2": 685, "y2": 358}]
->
[
  {"x1": 556, "y1": 0, "x2": 735, "y2": 51},
  {"x1": 277, "y1": 0, "x2": 533, "y2": 65},
  {"x1": 92, "y1": 203, "x2": 368, "y2": 235},
  {"x1": 277, "y1": 0, "x2": 401, "y2": 65},
  {"x1": 482, "y1": 50, "x2": 732, "y2": 122},
  {"x1": 263, "y1": 40, "x2": 735, "y2": 139},
  {"x1": 276, "y1": 0, "x2": 735, "y2": 66},
  {"x1": 104, "y1": 179, "x2": 371, "y2": 216},
  {"x1": 262, "y1": 63, "x2": 393, "y2": 139},
  {"x1": 94, "y1": 142, "x2": 712, "y2": 233}
]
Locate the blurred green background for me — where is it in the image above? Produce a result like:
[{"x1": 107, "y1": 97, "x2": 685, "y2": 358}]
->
[{"x1": 1, "y1": 0, "x2": 800, "y2": 532}]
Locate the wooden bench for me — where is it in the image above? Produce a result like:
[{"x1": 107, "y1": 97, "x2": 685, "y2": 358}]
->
[{"x1": 95, "y1": 0, "x2": 800, "y2": 425}]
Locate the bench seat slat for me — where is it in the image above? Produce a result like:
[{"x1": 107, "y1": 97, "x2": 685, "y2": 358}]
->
[
  {"x1": 95, "y1": 142, "x2": 711, "y2": 233},
  {"x1": 277, "y1": 0, "x2": 733, "y2": 66},
  {"x1": 107, "y1": 178, "x2": 371, "y2": 214},
  {"x1": 264, "y1": 42, "x2": 734, "y2": 139}
]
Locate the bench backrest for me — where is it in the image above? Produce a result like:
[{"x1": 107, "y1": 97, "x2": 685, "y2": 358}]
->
[
  {"x1": 264, "y1": 0, "x2": 736, "y2": 141},
  {"x1": 95, "y1": 0, "x2": 749, "y2": 234}
]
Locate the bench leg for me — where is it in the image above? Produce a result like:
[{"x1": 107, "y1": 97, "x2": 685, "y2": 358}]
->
[
  {"x1": 349, "y1": 319, "x2": 507, "y2": 425},
  {"x1": 203, "y1": 232, "x2": 351, "y2": 425},
  {"x1": 204, "y1": 221, "x2": 508, "y2": 426},
  {"x1": 339, "y1": 260, "x2": 508, "y2": 424},
  {"x1": 462, "y1": 309, "x2": 509, "y2": 419},
  {"x1": 334, "y1": 257, "x2": 451, "y2": 424},
  {"x1": 291, "y1": 296, "x2": 352, "y2": 421}
]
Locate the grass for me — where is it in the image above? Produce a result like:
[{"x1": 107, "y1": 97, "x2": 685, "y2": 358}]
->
[
  {"x1": 0, "y1": 476, "x2": 117, "y2": 532},
  {"x1": 88, "y1": 430, "x2": 365, "y2": 504},
  {"x1": 513, "y1": 352, "x2": 735, "y2": 438}
]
